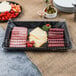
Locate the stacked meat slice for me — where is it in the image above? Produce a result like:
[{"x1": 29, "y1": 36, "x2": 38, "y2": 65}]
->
[
  {"x1": 10, "y1": 27, "x2": 27, "y2": 47},
  {"x1": 48, "y1": 28, "x2": 65, "y2": 47}
]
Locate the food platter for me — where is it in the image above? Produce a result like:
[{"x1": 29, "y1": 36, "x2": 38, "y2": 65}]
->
[
  {"x1": 0, "y1": 1, "x2": 22, "y2": 22},
  {"x1": 2, "y1": 20, "x2": 72, "y2": 52}
]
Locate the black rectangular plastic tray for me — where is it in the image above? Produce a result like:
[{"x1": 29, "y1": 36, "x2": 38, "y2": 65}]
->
[{"x1": 2, "y1": 20, "x2": 72, "y2": 52}]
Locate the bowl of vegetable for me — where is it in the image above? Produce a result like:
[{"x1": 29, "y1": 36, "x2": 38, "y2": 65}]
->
[
  {"x1": 44, "y1": 5, "x2": 57, "y2": 18},
  {"x1": 0, "y1": 1, "x2": 22, "y2": 22}
]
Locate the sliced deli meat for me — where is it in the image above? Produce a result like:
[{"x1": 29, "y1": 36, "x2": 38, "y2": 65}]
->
[
  {"x1": 10, "y1": 40, "x2": 26, "y2": 45},
  {"x1": 48, "y1": 39, "x2": 64, "y2": 41},
  {"x1": 48, "y1": 34, "x2": 64, "y2": 39},
  {"x1": 48, "y1": 44, "x2": 64, "y2": 47},
  {"x1": 49, "y1": 28, "x2": 64, "y2": 32},
  {"x1": 48, "y1": 31, "x2": 63, "y2": 34},
  {"x1": 48, "y1": 40, "x2": 64, "y2": 44},
  {"x1": 10, "y1": 44, "x2": 26, "y2": 47},
  {"x1": 10, "y1": 27, "x2": 27, "y2": 47},
  {"x1": 48, "y1": 28, "x2": 65, "y2": 47}
]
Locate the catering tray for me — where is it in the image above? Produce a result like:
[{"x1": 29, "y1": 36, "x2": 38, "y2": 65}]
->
[{"x1": 2, "y1": 20, "x2": 72, "y2": 52}]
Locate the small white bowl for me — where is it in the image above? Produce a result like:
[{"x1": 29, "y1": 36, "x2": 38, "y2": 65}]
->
[{"x1": 44, "y1": 7, "x2": 57, "y2": 18}]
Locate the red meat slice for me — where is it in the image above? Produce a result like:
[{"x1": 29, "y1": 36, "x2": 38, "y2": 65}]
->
[
  {"x1": 10, "y1": 40, "x2": 26, "y2": 45},
  {"x1": 11, "y1": 35, "x2": 27, "y2": 38},
  {"x1": 12, "y1": 30, "x2": 27, "y2": 33},
  {"x1": 48, "y1": 44, "x2": 64, "y2": 47},
  {"x1": 10, "y1": 43, "x2": 26, "y2": 45},
  {"x1": 10, "y1": 42, "x2": 26, "y2": 45},
  {"x1": 12, "y1": 28, "x2": 27, "y2": 33},
  {"x1": 10, "y1": 39, "x2": 26, "y2": 42},
  {"x1": 10, "y1": 44, "x2": 26, "y2": 47},
  {"x1": 13, "y1": 27, "x2": 27, "y2": 30},
  {"x1": 12, "y1": 31, "x2": 27, "y2": 35},
  {"x1": 48, "y1": 28, "x2": 65, "y2": 47},
  {"x1": 48, "y1": 40, "x2": 64, "y2": 44},
  {"x1": 11, "y1": 37, "x2": 27, "y2": 40},
  {"x1": 10, "y1": 27, "x2": 27, "y2": 47},
  {"x1": 11, "y1": 34, "x2": 27, "y2": 37},
  {"x1": 48, "y1": 34, "x2": 64, "y2": 39},
  {"x1": 48, "y1": 31, "x2": 63, "y2": 35},
  {"x1": 49, "y1": 28, "x2": 64, "y2": 32},
  {"x1": 48, "y1": 33, "x2": 64, "y2": 36},
  {"x1": 48, "y1": 39, "x2": 64, "y2": 41}
]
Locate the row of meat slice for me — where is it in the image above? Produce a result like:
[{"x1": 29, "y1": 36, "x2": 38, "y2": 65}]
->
[
  {"x1": 48, "y1": 28, "x2": 65, "y2": 47},
  {"x1": 10, "y1": 27, "x2": 27, "y2": 47}
]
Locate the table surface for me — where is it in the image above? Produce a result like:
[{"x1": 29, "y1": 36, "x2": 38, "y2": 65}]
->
[{"x1": 0, "y1": 0, "x2": 76, "y2": 76}]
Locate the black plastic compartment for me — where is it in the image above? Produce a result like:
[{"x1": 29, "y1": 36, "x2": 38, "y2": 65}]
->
[{"x1": 2, "y1": 20, "x2": 72, "y2": 52}]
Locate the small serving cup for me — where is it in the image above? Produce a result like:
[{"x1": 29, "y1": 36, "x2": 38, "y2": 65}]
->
[
  {"x1": 37, "y1": 6, "x2": 57, "y2": 18},
  {"x1": 44, "y1": 7, "x2": 57, "y2": 18},
  {"x1": 44, "y1": 8, "x2": 57, "y2": 18}
]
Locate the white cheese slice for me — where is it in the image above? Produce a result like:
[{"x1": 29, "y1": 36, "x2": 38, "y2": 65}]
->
[
  {"x1": 30, "y1": 27, "x2": 47, "y2": 40},
  {"x1": 29, "y1": 36, "x2": 47, "y2": 47}
]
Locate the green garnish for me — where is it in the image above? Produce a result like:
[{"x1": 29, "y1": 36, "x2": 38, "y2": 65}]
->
[
  {"x1": 42, "y1": 24, "x2": 51, "y2": 31},
  {"x1": 46, "y1": 5, "x2": 56, "y2": 14}
]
